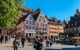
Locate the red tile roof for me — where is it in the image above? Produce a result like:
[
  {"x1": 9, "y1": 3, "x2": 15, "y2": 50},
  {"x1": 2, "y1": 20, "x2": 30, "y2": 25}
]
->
[
  {"x1": 16, "y1": 7, "x2": 42, "y2": 25},
  {"x1": 18, "y1": 6, "x2": 35, "y2": 14}
]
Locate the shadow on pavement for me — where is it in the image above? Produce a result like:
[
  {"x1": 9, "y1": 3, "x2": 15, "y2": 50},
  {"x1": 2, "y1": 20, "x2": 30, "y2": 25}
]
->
[
  {"x1": 62, "y1": 48, "x2": 80, "y2": 50},
  {"x1": 44, "y1": 48, "x2": 80, "y2": 50}
]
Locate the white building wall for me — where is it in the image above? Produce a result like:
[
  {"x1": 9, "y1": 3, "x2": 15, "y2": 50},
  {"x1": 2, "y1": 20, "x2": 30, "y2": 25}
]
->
[
  {"x1": 24, "y1": 13, "x2": 36, "y2": 37},
  {"x1": 35, "y1": 14, "x2": 48, "y2": 35}
]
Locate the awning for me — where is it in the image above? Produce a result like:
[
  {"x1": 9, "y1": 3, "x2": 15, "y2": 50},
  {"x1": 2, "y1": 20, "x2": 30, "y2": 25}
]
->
[{"x1": 24, "y1": 29, "x2": 36, "y2": 34}]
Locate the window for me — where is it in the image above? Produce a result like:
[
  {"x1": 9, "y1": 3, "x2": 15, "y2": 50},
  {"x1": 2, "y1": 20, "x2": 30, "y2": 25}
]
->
[
  {"x1": 29, "y1": 16, "x2": 32, "y2": 20},
  {"x1": 39, "y1": 19, "x2": 41, "y2": 21},
  {"x1": 54, "y1": 32, "x2": 56, "y2": 33},
  {"x1": 41, "y1": 24, "x2": 42, "y2": 26},
  {"x1": 29, "y1": 26, "x2": 31, "y2": 29},
  {"x1": 30, "y1": 21, "x2": 32, "y2": 24},
  {"x1": 33, "y1": 27, "x2": 34, "y2": 29},
  {"x1": 45, "y1": 28, "x2": 47, "y2": 31},
  {"x1": 46, "y1": 25, "x2": 47, "y2": 27},
  {"x1": 49, "y1": 27, "x2": 50, "y2": 29},
  {"x1": 32, "y1": 22, "x2": 34, "y2": 25},
  {"x1": 37, "y1": 23, "x2": 39, "y2": 26},
  {"x1": 39, "y1": 28, "x2": 41, "y2": 30},
  {"x1": 43, "y1": 24, "x2": 44, "y2": 26},
  {"x1": 26, "y1": 26, "x2": 28, "y2": 29},
  {"x1": 43, "y1": 28, "x2": 44, "y2": 30},
  {"x1": 50, "y1": 31, "x2": 52, "y2": 33},
  {"x1": 26, "y1": 21, "x2": 28, "y2": 24},
  {"x1": 52, "y1": 31, "x2": 53, "y2": 33},
  {"x1": 44, "y1": 19, "x2": 45, "y2": 22}
]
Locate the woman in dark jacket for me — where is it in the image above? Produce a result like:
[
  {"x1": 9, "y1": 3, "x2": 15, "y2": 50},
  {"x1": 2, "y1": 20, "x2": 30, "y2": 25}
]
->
[
  {"x1": 21, "y1": 38, "x2": 25, "y2": 47},
  {"x1": 35, "y1": 39, "x2": 43, "y2": 50}
]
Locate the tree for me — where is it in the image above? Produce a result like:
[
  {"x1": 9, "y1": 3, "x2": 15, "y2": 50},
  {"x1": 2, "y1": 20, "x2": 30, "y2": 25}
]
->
[
  {"x1": 0, "y1": 0, "x2": 24, "y2": 29},
  {"x1": 15, "y1": 0, "x2": 24, "y2": 6},
  {"x1": 50, "y1": 17, "x2": 57, "y2": 21},
  {"x1": 45, "y1": 15, "x2": 48, "y2": 19},
  {"x1": 57, "y1": 20, "x2": 61, "y2": 23}
]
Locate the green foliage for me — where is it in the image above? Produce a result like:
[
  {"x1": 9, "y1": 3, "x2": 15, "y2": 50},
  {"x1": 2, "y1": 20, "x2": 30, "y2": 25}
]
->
[
  {"x1": 15, "y1": 0, "x2": 24, "y2": 6},
  {"x1": 50, "y1": 17, "x2": 57, "y2": 21},
  {"x1": 45, "y1": 15, "x2": 48, "y2": 19},
  {"x1": 0, "y1": 0, "x2": 24, "y2": 29}
]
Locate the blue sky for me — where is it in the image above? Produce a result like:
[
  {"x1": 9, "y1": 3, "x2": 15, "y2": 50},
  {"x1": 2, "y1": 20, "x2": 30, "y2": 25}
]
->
[{"x1": 24, "y1": 0, "x2": 80, "y2": 21}]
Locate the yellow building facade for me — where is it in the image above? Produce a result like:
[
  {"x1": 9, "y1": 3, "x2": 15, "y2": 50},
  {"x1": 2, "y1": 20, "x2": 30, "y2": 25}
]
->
[{"x1": 48, "y1": 21, "x2": 64, "y2": 40}]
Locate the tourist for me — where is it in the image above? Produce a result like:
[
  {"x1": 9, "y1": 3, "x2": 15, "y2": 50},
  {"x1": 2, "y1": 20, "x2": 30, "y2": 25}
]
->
[
  {"x1": 49, "y1": 38, "x2": 53, "y2": 46},
  {"x1": 21, "y1": 38, "x2": 25, "y2": 47},
  {"x1": 0, "y1": 35, "x2": 4, "y2": 44},
  {"x1": 33, "y1": 38, "x2": 38, "y2": 48},
  {"x1": 0, "y1": 35, "x2": 1, "y2": 44},
  {"x1": 35, "y1": 39, "x2": 43, "y2": 50},
  {"x1": 28, "y1": 37, "x2": 30, "y2": 42},
  {"x1": 46, "y1": 39, "x2": 49, "y2": 47},
  {"x1": 13, "y1": 39, "x2": 20, "y2": 50},
  {"x1": 4, "y1": 35, "x2": 8, "y2": 43}
]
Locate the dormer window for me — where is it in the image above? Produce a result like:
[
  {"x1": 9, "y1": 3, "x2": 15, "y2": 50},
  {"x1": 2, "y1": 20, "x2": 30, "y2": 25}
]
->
[{"x1": 29, "y1": 16, "x2": 32, "y2": 20}]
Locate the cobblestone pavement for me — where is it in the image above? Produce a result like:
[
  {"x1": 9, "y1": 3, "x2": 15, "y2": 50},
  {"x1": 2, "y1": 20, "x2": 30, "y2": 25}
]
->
[
  {"x1": 0, "y1": 38, "x2": 35, "y2": 50},
  {"x1": 0, "y1": 38, "x2": 80, "y2": 50}
]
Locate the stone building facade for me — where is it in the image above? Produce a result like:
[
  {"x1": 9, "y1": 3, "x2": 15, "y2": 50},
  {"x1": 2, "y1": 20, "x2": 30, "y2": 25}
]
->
[
  {"x1": 65, "y1": 9, "x2": 80, "y2": 37},
  {"x1": 35, "y1": 9, "x2": 48, "y2": 38},
  {"x1": 48, "y1": 20, "x2": 64, "y2": 40}
]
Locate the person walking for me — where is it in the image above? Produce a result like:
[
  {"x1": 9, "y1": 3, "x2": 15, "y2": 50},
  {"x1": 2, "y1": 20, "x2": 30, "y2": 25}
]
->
[
  {"x1": 46, "y1": 40, "x2": 49, "y2": 47},
  {"x1": 13, "y1": 39, "x2": 19, "y2": 50},
  {"x1": 21, "y1": 38, "x2": 25, "y2": 47},
  {"x1": 33, "y1": 38, "x2": 38, "y2": 48},
  {"x1": 35, "y1": 39, "x2": 43, "y2": 50},
  {"x1": 49, "y1": 40, "x2": 53, "y2": 46},
  {"x1": 0, "y1": 35, "x2": 4, "y2": 44},
  {"x1": 0, "y1": 35, "x2": 1, "y2": 44},
  {"x1": 5, "y1": 35, "x2": 8, "y2": 43},
  {"x1": 49, "y1": 38, "x2": 53, "y2": 47}
]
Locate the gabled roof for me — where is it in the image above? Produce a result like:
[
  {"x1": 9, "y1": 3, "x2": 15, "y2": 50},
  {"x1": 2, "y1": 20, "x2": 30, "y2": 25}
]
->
[
  {"x1": 48, "y1": 19, "x2": 56, "y2": 22},
  {"x1": 33, "y1": 12, "x2": 39, "y2": 21},
  {"x1": 33, "y1": 8, "x2": 42, "y2": 21},
  {"x1": 16, "y1": 13, "x2": 30, "y2": 25},
  {"x1": 16, "y1": 8, "x2": 43, "y2": 25},
  {"x1": 18, "y1": 6, "x2": 35, "y2": 14}
]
